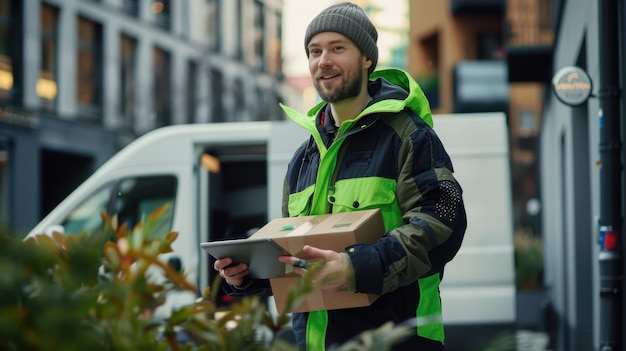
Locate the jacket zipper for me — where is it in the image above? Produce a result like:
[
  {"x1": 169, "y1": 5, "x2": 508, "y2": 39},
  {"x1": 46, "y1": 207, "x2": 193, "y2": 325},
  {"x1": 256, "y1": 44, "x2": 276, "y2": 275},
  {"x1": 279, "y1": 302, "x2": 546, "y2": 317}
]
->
[{"x1": 324, "y1": 119, "x2": 376, "y2": 213}]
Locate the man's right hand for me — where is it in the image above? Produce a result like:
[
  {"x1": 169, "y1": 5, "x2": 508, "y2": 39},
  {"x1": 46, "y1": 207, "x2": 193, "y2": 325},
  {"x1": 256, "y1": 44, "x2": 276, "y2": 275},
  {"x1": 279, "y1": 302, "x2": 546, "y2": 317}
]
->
[{"x1": 214, "y1": 257, "x2": 250, "y2": 287}]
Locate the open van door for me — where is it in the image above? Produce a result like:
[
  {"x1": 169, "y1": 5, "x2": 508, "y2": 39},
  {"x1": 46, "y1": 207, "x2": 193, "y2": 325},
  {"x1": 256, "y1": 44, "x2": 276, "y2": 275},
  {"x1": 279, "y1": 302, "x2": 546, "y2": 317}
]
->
[{"x1": 194, "y1": 122, "x2": 309, "y2": 307}]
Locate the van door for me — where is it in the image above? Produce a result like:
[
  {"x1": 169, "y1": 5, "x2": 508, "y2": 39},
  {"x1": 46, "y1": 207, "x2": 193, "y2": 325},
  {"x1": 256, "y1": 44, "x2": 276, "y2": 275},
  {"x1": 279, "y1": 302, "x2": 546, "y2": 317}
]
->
[
  {"x1": 196, "y1": 121, "x2": 308, "y2": 307},
  {"x1": 198, "y1": 143, "x2": 272, "y2": 307}
]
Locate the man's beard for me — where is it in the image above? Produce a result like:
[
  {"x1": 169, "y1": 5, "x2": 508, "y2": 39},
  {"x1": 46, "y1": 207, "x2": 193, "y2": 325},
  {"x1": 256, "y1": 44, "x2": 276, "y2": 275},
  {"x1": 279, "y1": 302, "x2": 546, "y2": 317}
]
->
[{"x1": 314, "y1": 62, "x2": 364, "y2": 103}]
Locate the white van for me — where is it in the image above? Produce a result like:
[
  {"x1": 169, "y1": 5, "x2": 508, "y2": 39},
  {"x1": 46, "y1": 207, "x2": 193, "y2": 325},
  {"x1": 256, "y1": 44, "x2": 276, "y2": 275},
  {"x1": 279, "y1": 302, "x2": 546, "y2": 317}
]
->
[
  {"x1": 27, "y1": 113, "x2": 516, "y2": 349},
  {"x1": 435, "y1": 113, "x2": 517, "y2": 349}
]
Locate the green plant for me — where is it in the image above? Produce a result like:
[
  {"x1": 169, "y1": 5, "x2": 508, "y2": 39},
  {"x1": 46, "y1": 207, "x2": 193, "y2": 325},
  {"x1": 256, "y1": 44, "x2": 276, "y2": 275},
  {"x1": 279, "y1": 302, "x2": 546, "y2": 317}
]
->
[
  {"x1": 514, "y1": 230, "x2": 544, "y2": 290},
  {"x1": 0, "y1": 209, "x2": 410, "y2": 350}
]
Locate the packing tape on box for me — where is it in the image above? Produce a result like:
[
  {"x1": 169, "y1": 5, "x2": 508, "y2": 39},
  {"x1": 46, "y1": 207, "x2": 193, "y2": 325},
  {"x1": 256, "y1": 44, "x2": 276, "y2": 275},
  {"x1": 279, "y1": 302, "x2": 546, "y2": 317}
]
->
[{"x1": 286, "y1": 221, "x2": 314, "y2": 237}]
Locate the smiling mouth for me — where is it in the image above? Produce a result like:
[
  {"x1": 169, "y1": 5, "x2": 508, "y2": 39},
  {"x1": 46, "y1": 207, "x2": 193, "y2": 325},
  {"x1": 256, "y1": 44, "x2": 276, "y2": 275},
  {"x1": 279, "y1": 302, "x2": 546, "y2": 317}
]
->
[{"x1": 319, "y1": 72, "x2": 340, "y2": 80}]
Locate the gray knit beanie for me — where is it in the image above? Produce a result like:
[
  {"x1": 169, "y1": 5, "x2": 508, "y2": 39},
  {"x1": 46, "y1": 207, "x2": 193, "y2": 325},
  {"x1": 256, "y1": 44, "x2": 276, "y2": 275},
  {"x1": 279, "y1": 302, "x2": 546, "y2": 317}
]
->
[{"x1": 305, "y1": 2, "x2": 378, "y2": 75}]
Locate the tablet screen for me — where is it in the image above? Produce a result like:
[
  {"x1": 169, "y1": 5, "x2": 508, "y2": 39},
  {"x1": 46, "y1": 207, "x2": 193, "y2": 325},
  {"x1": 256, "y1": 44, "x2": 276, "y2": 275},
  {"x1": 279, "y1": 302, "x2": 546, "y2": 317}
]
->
[{"x1": 200, "y1": 237, "x2": 291, "y2": 279}]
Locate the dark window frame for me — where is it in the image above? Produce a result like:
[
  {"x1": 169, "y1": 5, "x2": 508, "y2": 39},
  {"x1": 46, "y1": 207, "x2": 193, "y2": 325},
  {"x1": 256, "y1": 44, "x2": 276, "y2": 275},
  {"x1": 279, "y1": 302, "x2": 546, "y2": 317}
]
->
[
  {"x1": 209, "y1": 68, "x2": 223, "y2": 122},
  {"x1": 0, "y1": 0, "x2": 18, "y2": 102},
  {"x1": 39, "y1": 3, "x2": 59, "y2": 110},
  {"x1": 120, "y1": 34, "x2": 137, "y2": 130},
  {"x1": 76, "y1": 15, "x2": 104, "y2": 120},
  {"x1": 186, "y1": 60, "x2": 197, "y2": 124},
  {"x1": 253, "y1": 0, "x2": 265, "y2": 70},
  {"x1": 152, "y1": 46, "x2": 172, "y2": 127},
  {"x1": 152, "y1": 0, "x2": 171, "y2": 31},
  {"x1": 206, "y1": 0, "x2": 221, "y2": 53}
]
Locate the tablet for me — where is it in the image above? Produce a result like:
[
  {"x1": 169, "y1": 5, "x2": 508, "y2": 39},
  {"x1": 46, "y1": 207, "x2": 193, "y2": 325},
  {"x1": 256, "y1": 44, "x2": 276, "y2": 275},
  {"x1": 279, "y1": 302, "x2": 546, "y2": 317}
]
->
[{"x1": 200, "y1": 237, "x2": 291, "y2": 279}]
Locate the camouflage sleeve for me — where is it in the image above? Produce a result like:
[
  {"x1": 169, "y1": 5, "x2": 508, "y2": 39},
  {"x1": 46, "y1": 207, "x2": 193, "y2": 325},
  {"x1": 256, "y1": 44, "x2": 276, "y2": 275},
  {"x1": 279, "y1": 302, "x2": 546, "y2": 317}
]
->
[{"x1": 347, "y1": 127, "x2": 467, "y2": 295}]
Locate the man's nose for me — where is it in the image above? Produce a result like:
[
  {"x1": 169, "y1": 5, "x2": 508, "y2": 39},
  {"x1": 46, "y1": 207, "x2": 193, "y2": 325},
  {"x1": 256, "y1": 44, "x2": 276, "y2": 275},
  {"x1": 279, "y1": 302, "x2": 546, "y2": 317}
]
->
[{"x1": 318, "y1": 51, "x2": 333, "y2": 68}]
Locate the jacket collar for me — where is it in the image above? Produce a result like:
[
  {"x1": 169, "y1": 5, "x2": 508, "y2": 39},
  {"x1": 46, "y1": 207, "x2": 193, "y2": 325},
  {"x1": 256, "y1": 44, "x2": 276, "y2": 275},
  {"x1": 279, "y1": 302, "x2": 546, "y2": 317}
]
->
[{"x1": 280, "y1": 68, "x2": 433, "y2": 135}]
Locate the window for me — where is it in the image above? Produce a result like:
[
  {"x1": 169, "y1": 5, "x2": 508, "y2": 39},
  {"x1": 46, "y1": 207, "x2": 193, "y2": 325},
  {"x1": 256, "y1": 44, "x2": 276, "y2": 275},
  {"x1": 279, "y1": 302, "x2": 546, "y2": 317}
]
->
[
  {"x1": 518, "y1": 110, "x2": 536, "y2": 131},
  {"x1": 61, "y1": 184, "x2": 113, "y2": 235},
  {"x1": 255, "y1": 87, "x2": 263, "y2": 120},
  {"x1": 152, "y1": 0, "x2": 170, "y2": 30},
  {"x1": 122, "y1": 0, "x2": 139, "y2": 17},
  {"x1": 0, "y1": 0, "x2": 15, "y2": 101},
  {"x1": 518, "y1": 110, "x2": 537, "y2": 136},
  {"x1": 152, "y1": 47, "x2": 172, "y2": 127},
  {"x1": 417, "y1": 31, "x2": 440, "y2": 109},
  {"x1": 268, "y1": 11, "x2": 282, "y2": 76},
  {"x1": 112, "y1": 176, "x2": 176, "y2": 236},
  {"x1": 233, "y1": 78, "x2": 244, "y2": 120},
  {"x1": 477, "y1": 32, "x2": 504, "y2": 60},
  {"x1": 186, "y1": 60, "x2": 197, "y2": 123},
  {"x1": 235, "y1": 0, "x2": 242, "y2": 60},
  {"x1": 39, "y1": 3, "x2": 58, "y2": 109},
  {"x1": 0, "y1": 138, "x2": 9, "y2": 227},
  {"x1": 120, "y1": 35, "x2": 137, "y2": 128},
  {"x1": 206, "y1": 0, "x2": 221, "y2": 52},
  {"x1": 253, "y1": 0, "x2": 265, "y2": 70},
  {"x1": 77, "y1": 16, "x2": 103, "y2": 120},
  {"x1": 209, "y1": 69, "x2": 223, "y2": 122},
  {"x1": 60, "y1": 176, "x2": 176, "y2": 237},
  {"x1": 255, "y1": 88, "x2": 274, "y2": 121}
]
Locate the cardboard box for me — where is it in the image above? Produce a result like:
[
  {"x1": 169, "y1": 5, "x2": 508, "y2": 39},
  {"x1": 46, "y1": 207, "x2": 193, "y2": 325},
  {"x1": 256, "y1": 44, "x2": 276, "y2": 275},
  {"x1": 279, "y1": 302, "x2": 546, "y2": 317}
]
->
[{"x1": 250, "y1": 209, "x2": 384, "y2": 313}]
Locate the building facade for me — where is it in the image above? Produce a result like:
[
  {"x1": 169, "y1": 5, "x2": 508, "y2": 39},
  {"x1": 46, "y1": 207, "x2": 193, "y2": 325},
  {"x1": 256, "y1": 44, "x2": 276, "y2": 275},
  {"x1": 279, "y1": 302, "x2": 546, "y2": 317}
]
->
[
  {"x1": 408, "y1": 0, "x2": 550, "y2": 347},
  {"x1": 409, "y1": 0, "x2": 544, "y2": 238},
  {"x1": 0, "y1": 0, "x2": 287, "y2": 235},
  {"x1": 538, "y1": 0, "x2": 625, "y2": 350},
  {"x1": 410, "y1": 0, "x2": 626, "y2": 349}
]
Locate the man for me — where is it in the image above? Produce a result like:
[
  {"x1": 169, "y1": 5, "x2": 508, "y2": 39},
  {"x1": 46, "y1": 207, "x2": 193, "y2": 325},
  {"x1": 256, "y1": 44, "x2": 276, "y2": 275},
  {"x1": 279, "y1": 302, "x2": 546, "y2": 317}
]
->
[{"x1": 214, "y1": 2, "x2": 467, "y2": 350}]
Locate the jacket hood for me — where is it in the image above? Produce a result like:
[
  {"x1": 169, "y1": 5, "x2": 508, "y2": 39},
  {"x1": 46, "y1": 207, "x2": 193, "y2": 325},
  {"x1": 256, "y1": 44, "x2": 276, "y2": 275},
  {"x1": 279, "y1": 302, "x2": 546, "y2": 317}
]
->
[{"x1": 280, "y1": 68, "x2": 433, "y2": 134}]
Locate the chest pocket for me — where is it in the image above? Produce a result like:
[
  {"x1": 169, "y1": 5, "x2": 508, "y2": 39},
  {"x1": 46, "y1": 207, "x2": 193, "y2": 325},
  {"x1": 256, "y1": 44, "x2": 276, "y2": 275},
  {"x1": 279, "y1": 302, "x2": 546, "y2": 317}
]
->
[
  {"x1": 288, "y1": 185, "x2": 315, "y2": 217},
  {"x1": 330, "y1": 177, "x2": 401, "y2": 230}
]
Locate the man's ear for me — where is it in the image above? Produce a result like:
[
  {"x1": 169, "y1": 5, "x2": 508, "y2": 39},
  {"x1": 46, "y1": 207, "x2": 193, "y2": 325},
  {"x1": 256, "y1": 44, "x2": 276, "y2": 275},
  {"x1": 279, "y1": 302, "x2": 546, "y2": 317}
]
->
[{"x1": 363, "y1": 55, "x2": 373, "y2": 71}]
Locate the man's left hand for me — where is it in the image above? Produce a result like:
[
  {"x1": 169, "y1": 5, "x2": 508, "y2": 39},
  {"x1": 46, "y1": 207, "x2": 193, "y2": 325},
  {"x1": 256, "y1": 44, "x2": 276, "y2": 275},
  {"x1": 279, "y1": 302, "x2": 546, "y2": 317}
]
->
[{"x1": 279, "y1": 245, "x2": 348, "y2": 292}]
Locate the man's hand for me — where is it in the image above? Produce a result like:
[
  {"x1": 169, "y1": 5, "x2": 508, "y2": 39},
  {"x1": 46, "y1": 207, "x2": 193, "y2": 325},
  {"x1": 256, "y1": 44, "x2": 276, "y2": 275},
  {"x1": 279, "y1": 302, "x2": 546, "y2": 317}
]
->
[
  {"x1": 279, "y1": 245, "x2": 348, "y2": 292},
  {"x1": 214, "y1": 257, "x2": 249, "y2": 287}
]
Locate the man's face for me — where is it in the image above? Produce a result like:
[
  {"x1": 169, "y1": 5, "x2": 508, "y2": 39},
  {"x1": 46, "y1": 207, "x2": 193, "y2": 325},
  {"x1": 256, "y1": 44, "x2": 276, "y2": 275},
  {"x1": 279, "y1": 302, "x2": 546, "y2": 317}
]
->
[{"x1": 307, "y1": 32, "x2": 371, "y2": 103}]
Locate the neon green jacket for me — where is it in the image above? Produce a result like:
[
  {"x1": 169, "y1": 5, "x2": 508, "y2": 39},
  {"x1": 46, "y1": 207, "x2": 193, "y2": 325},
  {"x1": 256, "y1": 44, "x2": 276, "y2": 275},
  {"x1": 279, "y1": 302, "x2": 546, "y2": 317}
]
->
[{"x1": 279, "y1": 68, "x2": 467, "y2": 350}]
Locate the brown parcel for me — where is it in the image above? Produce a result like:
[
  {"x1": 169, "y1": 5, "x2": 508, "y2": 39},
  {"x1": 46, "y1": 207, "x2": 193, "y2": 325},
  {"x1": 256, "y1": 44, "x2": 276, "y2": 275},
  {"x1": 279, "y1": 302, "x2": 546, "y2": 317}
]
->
[{"x1": 250, "y1": 209, "x2": 385, "y2": 313}]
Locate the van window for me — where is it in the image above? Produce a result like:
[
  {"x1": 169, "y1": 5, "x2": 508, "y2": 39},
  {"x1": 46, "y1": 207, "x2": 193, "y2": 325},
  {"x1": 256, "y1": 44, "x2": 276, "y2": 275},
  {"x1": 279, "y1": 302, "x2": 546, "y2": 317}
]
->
[
  {"x1": 60, "y1": 175, "x2": 176, "y2": 237},
  {"x1": 113, "y1": 176, "x2": 176, "y2": 237},
  {"x1": 62, "y1": 184, "x2": 113, "y2": 235}
]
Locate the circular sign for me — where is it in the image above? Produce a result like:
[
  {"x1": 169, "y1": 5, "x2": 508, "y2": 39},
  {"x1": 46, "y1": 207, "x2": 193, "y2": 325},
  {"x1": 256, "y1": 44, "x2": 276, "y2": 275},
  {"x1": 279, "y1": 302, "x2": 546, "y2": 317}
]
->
[{"x1": 552, "y1": 66, "x2": 593, "y2": 106}]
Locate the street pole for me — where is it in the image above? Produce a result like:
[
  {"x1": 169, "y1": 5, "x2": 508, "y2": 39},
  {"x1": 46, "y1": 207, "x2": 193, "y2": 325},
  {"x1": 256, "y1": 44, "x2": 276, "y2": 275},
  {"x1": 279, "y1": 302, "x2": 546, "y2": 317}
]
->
[{"x1": 597, "y1": 0, "x2": 623, "y2": 349}]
